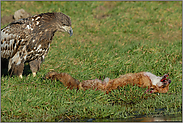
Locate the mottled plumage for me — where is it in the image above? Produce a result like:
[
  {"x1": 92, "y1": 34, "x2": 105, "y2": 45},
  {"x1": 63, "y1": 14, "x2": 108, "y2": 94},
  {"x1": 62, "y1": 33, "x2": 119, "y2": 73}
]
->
[{"x1": 1, "y1": 12, "x2": 73, "y2": 78}]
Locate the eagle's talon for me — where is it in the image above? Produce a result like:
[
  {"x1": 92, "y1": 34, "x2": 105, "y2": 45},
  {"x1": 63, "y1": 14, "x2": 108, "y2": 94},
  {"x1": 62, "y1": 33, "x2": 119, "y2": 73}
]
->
[
  {"x1": 33, "y1": 72, "x2": 36, "y2": 77},
  {"x1": 19, "y1": 75, "x2": 23, "y2": 78}
]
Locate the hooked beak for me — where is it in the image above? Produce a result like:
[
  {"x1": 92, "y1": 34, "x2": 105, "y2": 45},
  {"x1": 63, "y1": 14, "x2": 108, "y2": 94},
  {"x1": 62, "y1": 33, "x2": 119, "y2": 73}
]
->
[
  {"x1": 61, "y1": 26, "x2": 73, "y2": 37},
  {"x1": 69, "y1": 27, "x2": 73, "y2": 37}
]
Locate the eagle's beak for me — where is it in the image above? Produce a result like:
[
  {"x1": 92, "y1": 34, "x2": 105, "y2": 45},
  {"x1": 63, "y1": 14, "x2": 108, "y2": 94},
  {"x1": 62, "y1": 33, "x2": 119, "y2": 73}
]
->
[
  {"x1": 62, "y1": 26, "x2": 73, "y2": 36},
  {"x1": 69, "y1": 27, "x2": 73, "y2": 37}
]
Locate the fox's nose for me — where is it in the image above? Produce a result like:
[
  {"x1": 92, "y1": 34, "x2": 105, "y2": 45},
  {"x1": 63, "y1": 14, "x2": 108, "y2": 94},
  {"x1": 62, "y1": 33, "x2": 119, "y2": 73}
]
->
[{"x1": 168, "y1": 79, "x2": 171, "y2": 83}]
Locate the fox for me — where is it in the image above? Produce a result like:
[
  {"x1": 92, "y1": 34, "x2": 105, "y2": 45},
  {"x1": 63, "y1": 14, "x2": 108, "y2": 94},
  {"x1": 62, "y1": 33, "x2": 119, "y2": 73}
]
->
[
  {"x1": 104, "y1": 72, "x2": 171, "y2": 94},
  {"x1": 45, "y1": 71, "x2": 171, "y2": 94}
]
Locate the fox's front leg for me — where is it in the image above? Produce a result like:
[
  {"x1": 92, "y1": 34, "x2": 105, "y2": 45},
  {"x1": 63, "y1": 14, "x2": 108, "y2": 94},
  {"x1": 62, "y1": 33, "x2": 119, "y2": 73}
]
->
[
  {"x1": 144, "y1": 87, "x2": 153, "y2": 94},
  {"x1": 151, "y1": 85, "x2": 169, "y2": 93}
]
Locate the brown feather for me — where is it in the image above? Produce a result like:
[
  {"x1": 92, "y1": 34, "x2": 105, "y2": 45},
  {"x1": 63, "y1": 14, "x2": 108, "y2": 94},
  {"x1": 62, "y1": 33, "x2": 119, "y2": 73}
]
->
[{"x1": 1, "y1": 12, "x2": 72, "y2": 77}]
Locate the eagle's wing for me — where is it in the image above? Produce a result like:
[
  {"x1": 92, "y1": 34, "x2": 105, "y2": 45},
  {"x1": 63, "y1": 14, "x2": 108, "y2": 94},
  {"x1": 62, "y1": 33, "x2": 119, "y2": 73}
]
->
[
  {"x1": 1, "y1": 18, "x2": 34, "y2": 70},
  {"x1": 1, "y1": 15, "x2": 53, "y2": 71},
  {"x1": 1, "y1": 19, "x2": 32, "y2": 59}
]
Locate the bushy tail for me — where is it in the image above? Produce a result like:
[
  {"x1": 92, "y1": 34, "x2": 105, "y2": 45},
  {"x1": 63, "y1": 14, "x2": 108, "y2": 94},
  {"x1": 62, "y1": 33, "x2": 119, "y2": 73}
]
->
[
  {"x1": 45, "y1": 72, "x2": 108, "y2": 91},
  {"x1": 45, "y1": 72, "x2": 80, "y2": 89}
]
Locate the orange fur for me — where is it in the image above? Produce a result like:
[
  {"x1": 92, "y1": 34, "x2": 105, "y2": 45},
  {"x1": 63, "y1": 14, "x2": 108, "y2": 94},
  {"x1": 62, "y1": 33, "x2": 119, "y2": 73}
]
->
[
  {"x1": 150, "y1": 83, "x2": 170, "y2": 93},
  {"x1": 105, "y1": 72, "x2": 152, "y2": 93},
  {"x1": 45, "y1": 72, "x2": 171, "y2": 94},
  {"x1": 79, "y1": 79, "x2": 108, "y2": 91},
  {"x1": 45, "y1": 72, "x2": 80, "y2": 89}
]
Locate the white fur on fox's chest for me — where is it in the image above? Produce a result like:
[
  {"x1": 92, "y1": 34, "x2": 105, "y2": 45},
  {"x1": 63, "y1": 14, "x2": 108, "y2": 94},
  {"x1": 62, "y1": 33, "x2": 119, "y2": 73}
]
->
[{"x1": 144, "y1": 72, "x2": 163, "y2": 86}]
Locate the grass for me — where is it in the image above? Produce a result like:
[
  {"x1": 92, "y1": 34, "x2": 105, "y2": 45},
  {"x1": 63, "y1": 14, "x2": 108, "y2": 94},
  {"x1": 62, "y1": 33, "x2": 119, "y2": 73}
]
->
[{"x1": 1, "y1": 1, "x2": 182, "y2": 122}]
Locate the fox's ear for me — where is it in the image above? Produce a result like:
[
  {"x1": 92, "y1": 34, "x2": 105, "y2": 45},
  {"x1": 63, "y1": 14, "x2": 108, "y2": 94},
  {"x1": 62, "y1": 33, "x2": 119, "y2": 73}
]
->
[{"x1": 163, "y1": 74, "x2": 169, "y2": 78}]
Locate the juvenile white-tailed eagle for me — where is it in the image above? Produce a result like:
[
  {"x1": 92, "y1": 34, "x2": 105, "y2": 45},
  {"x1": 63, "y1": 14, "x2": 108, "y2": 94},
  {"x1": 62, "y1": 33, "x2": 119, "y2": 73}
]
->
[{"x1": 1, "y1": 12, "x2": 73, "y2": 78}]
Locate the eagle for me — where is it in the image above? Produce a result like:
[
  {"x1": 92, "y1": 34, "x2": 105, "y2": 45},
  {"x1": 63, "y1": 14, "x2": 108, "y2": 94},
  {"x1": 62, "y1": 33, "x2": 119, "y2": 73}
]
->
[{"x1": 1, "y1": 12, "x2": 73, "y2": 78}]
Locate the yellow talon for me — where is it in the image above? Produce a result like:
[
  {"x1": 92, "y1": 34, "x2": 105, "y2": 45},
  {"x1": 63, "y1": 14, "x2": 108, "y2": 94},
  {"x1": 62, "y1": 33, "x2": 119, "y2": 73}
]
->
[
  {"x1": 33, "y1": 72, "x2": 36, "y2": 77},
  {"x1": 19, "y1": 75, "x2": 23, "y2": 78}
]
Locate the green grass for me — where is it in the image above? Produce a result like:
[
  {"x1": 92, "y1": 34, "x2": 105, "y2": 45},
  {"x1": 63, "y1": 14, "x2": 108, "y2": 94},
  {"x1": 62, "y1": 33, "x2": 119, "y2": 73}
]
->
[{"x1": 1, "y1": 1, "x2": 182, "y2": 122}]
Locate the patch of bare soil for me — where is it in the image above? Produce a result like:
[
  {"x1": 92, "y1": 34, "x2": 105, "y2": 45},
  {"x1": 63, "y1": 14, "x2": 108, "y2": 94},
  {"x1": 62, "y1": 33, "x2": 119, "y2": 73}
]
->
[
  {"x1": 93, "y1": 2, "x2": 118, "y2": 20},
  {"x1": 1, "y1": 15, "x2": 14, "y2": 25},
  {"x1": 93, "y1": 6, "x2": 110, "y2": 20},
  {"x1": 1, "y1": 9, "x2": 31, "y2": 25}
]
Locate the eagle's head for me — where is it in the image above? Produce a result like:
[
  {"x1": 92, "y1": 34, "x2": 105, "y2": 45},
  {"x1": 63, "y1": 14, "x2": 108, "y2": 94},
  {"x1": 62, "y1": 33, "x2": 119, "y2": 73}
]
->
[{"x1": 54, "y1": 12, "x2": 73, "y2": 36}]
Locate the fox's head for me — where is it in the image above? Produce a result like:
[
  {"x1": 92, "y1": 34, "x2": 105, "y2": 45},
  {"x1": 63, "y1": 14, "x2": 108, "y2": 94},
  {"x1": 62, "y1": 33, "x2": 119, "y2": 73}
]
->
[
  {"x1": 160, "y1": 74, "x2": 171, "y2": 87},
  {"x1": 148, "y1": 74, "x2": 171, "y2": 93}
]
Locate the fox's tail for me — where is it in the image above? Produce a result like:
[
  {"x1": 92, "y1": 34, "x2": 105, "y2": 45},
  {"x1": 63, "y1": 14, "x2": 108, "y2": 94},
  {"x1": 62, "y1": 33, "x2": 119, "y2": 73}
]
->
[
  {"x1": 45, "y1": 72, "x2": 109, "y2": 91},
  {"x1": 45, "y1": 72, "x2": 80, "y2": 89}
]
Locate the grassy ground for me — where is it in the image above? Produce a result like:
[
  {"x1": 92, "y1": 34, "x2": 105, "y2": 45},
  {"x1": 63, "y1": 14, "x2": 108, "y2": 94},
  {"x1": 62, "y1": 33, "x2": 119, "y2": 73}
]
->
[{"x1": 1, "y1": 1, "x2": 182, "y2": 122}]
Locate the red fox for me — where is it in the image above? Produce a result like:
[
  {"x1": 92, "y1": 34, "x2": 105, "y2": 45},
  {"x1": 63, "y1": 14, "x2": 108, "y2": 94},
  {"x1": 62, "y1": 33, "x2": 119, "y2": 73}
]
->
[
  {"x1": 104, "y1": 72, "x2": 171, "y2": 94},
  {"x1": 45, "y1": 72, "x2": 171, "y2": 94}
]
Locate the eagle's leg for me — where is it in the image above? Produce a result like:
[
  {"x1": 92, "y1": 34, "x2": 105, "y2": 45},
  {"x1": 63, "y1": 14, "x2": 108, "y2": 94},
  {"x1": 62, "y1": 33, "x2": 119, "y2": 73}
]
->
[
  {"x1": 29, "y1": 58, "x2": 42, "y2": 77},
  {"x1": 12, "y1": 62, "x2": 24, "y2": 78}
]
